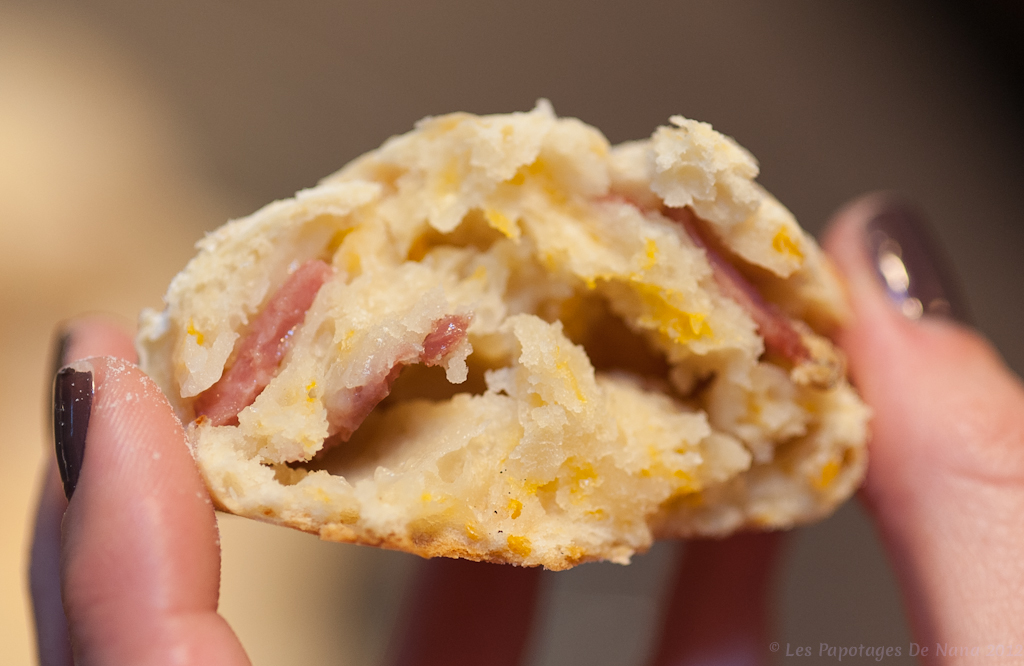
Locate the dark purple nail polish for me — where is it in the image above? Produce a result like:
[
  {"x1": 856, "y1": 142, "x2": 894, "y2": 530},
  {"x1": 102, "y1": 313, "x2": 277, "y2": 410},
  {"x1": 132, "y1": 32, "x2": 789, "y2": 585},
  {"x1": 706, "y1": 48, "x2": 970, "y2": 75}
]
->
[
  {"x1": 865, "y1": 201, "x2": 971, "y2": 324},
  {"x1": 47, "y1": 328, "x2": 71, "y2": 434},
  {"x1": 53, "y1": 367, "x2": 92, "y2": 499}
]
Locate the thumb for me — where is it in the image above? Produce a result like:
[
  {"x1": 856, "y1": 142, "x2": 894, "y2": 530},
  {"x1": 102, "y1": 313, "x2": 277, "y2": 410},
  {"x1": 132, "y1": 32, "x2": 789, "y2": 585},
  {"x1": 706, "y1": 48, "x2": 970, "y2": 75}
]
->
[
  {"x1": 57, "y1": 355, "x2": 249, "y2": 665},
  {"x1": 823, "y1": 196, "x2": 1024, "y2": 648}
]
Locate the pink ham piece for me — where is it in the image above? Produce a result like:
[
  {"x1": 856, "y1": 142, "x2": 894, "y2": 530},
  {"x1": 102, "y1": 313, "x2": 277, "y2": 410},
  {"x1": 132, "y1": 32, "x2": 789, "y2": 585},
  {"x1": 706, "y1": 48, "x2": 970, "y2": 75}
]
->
[
  {"x1": 663, "y1": 207, "x2": 811, "y2": 365},
  {"x1": 422, "y1": 314, "x2": 470, "y2": 365},
  {"x1": 325, "y1": 314, "x2": 471, "y2": 441},
  {"x1": 601, "y1": 194, "x2": 814, "y2": 365},
  {"x1": 194, "y1": 259, "x2": 334, "y2": 426},
  {"x1": 601, "y1": 196, "x2": 842, "y2": 387}
]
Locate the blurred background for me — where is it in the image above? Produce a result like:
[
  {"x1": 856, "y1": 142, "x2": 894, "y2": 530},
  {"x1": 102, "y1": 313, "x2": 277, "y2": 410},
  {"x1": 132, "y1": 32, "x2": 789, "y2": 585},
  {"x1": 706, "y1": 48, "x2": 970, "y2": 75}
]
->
[{"x1": 2, "y1": 1, "x2": 1022, "y2": 663}]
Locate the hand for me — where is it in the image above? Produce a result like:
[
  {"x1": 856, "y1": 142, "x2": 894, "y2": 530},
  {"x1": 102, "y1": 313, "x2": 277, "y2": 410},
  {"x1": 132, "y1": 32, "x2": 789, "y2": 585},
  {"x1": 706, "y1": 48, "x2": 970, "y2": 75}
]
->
[{"x1": 29, "y1": 195, "x2": 1024, "y2": 665}]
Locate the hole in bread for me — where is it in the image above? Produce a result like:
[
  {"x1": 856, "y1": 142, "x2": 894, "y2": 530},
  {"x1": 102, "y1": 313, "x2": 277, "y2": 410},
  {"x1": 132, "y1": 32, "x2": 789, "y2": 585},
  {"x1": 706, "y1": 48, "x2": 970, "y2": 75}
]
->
[
  {"x1": 272, "y1": 463, "x2": 308, "y2": 486},
  {"x1": 295, "y1": 399, "x2": 429, "y2": 480},
  {"x1": 534, "y1": 479, "x2": 561, "y2": 516},
  {"x1": 407, "y1": 209, "x2": 508, "y2": 261},
  {"x1": 553, "y1": 291, "x2": 670, "y2": 380},
  {"x1": 381, "y1": 355, "x2": 491, "y2": 405}
]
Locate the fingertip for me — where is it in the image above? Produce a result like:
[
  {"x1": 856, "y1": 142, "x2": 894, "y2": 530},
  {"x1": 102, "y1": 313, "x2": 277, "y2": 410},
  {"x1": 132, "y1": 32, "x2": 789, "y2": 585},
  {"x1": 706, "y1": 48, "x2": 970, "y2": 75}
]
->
[
  {"x1": 825, "y1": 193, "x2": 972, "y2": 327},
  {"x1": 61, "y1": 355, "x2": 216, "y2": 579},
  {"x1": 821, "y1": 194, "x2": 986, "y2": 393}
]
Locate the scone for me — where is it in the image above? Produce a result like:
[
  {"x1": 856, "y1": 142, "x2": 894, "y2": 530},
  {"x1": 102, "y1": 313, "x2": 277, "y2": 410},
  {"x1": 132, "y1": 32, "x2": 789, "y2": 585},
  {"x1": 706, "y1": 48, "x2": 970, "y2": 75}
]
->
[{"x1": 138, "y1": 101, "x2": 869, "y2": 570}]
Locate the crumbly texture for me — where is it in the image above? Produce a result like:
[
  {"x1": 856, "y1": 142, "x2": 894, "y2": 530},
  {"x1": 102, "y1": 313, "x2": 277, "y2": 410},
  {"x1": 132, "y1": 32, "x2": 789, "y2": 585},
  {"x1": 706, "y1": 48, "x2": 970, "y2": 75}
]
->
[{"x1": 138, "y1": 102, "x2": 869, "y2": 570}]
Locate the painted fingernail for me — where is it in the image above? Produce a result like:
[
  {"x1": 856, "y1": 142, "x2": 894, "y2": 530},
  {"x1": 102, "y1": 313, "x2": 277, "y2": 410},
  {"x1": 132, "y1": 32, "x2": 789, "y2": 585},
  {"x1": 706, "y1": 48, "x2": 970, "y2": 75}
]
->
[
  {"x1": 54, "y1": 366, "x2": 93, "y2": 499},
  {"x1": 865, "y1": 201, "x2": 971, "y2": 324}
]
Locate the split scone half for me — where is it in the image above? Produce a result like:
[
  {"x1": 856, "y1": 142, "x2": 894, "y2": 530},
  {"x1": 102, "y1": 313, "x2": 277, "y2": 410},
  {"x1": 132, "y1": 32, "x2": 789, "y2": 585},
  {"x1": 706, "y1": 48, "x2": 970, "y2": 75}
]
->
[{"x1": 138, "y1": 102, "x2": 869, "y2": 570}]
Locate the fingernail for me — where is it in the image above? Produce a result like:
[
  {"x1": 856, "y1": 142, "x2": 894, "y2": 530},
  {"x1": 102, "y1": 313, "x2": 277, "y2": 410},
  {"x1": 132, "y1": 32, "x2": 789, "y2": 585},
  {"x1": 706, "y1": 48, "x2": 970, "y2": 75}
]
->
[
  {"x1": 53, "y1": 365, "x2": 93, "y2": 499},
  {"x1": 48, "y1": 327, "x2": 72, "y2": 434},
  {"x1": 865, "y1": 201, "x2": 971, "y2": 324}
]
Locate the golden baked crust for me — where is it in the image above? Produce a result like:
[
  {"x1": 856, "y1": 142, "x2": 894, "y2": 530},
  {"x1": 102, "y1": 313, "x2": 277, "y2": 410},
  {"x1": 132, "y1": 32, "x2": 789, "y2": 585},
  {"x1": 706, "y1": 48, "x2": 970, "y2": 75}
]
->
[{"x1": 138, "y1": 102, "x2": 869, "y2": 569}]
